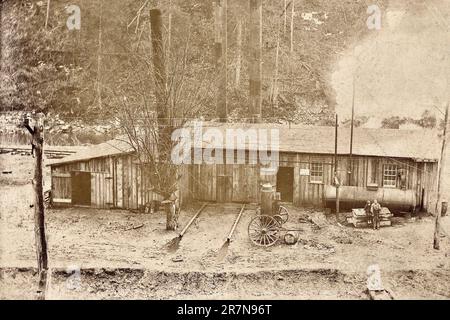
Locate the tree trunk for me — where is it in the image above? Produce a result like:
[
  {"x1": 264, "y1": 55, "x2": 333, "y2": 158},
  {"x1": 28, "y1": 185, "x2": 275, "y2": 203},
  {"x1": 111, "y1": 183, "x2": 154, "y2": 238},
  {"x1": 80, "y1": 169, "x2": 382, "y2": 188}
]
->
[
  {"x1": 215, "y1": 0, "x2": 227, "y2": 122},
  {"x1": 434, "y1": 104, "x2": 449, "y2": 250},
  {"x1": 290, "y1": 0, "x2": 295, "y2": 54},
  {"x1": 249, "y1": 0, "x2": 262, "y2": 123},
  {"x1": 150, "y1": 9, "x2": 179, "y2": 231},
  {"x1": 164, "y1": 201, "x2": 177, "y2": 231},
  {"x1": 284, "y1": 0, "x2": 287, "y2": 34},
  {"x1": 150, "y1": 9, "x2": 168, "y2": 127},
  {"x1": 235, "y1": 18, "x2": 242, "y2": 88},
  {"x1": 164, "y1": 190, "x2": 180, "y2": 231},
  {"x1": 97, "y1": 0, "x2": 103, "y2": 110},
  {"x1": 272, "y1": 24, "x2": 280, "y2": 109},
  {"x1": 167, "y1": 0, "x2": 172, "y2": 58}
]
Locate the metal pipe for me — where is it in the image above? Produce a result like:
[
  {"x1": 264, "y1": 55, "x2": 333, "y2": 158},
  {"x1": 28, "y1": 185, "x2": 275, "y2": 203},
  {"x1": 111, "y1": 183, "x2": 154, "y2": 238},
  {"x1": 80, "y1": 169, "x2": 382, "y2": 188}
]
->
[
  {"x1": 226, "y1": 204, "x2": 245, "y2": 241},
  {"x1": 179, "y1": 203, "x2": 207, "y2": 238}
]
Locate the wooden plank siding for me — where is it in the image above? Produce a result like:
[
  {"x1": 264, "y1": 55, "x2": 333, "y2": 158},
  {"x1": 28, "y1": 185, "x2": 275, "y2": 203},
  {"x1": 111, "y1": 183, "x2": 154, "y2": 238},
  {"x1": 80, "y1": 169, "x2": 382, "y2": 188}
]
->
[
  {"x1": 50, "y1": 154, "x2": 166, "y2": 210},
  {"x1": 187, "y1": 153, "x2": 439, "y2": 211},
  {"x1": 50, "y1": 151, "x2": 439, "y2": 213}
]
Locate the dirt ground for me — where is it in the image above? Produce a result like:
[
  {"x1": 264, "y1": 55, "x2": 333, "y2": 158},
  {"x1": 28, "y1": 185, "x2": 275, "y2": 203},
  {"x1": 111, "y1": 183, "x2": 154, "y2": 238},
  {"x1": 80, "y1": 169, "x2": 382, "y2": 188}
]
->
[{"x1": 1, "y1": 154, "x2": 450, "y2": 299}]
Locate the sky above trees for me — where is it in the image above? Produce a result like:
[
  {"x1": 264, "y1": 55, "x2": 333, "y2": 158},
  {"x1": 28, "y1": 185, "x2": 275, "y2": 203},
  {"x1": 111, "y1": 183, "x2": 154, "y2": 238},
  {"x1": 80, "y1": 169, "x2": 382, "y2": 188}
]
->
[{"x1": 332, "y1": 0, "x2": 449, "y2": 122}]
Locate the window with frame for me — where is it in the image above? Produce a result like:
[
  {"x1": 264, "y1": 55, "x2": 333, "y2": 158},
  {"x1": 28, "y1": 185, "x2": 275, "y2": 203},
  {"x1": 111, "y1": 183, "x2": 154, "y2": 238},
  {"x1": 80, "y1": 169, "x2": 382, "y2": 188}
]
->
[
  {"x1": 383, "y1": 164, "x2": 398, "y2": 187},
  {"x1": 310, "y1": 162, "x2": 324, "y2": 183}
]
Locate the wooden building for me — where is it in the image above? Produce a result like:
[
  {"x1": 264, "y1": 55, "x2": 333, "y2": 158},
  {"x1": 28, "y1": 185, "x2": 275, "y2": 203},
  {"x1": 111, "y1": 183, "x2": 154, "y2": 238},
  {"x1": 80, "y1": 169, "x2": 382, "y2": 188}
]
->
[
  {"x1": 48, "y1": 123, "x2": 442, "y2": 213},
  {"x1": 48, "y1": 139, "x2": 181, "y2": 209}
]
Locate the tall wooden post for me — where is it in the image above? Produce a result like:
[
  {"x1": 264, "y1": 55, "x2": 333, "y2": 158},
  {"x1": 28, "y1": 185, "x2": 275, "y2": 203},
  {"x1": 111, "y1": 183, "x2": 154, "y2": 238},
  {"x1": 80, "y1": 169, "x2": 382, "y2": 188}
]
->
[
  {"x1": 434, "y1": 104, "x2": 449, "y2": 250},
  {"x1": 249, "y1": 0, "x2": 262, "y2": 123},
  {"x1": 334, "y1": 114, "x2": 340, "y2": 218},
  {"x1": 348, "y1": 76, "x2": 355, "y2": 186},
  {"x1": 214, "y1": 0, "x2": 228, "y2": 122},
  {"x1": 24, "y1": 113, "x2": 48, "y2": 300}
]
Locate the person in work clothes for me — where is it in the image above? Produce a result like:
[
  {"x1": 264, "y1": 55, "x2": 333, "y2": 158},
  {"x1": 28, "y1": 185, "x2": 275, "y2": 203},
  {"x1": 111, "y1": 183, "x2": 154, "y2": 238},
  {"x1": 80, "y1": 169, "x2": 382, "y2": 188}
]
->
[{"x1": 371, "y1": 200, "x2": 382, "y2": 230}]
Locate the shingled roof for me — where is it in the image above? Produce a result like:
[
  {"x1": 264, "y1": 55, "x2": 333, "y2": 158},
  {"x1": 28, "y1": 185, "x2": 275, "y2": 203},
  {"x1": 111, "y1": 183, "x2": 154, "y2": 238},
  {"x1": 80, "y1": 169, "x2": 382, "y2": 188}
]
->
[{"x1": 49, "y1": 123, "x2": 442, "y2": 166}]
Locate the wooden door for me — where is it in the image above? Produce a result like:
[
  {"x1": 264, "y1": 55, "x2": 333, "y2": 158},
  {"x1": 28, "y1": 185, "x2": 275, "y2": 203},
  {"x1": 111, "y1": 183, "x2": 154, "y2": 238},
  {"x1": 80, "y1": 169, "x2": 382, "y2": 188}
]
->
[
  {"x1": 51, "y1": 172, "x2": 72, "y2": 204},
  {"x1": 216, "y1": 165, "x2": 233, "y2": 203},
  {"x1": 277, "y1": 167, "x2": 294, "y2": 202},
  {"x1": 71, "y1": 172, "x2": 91, "y2": 206}
]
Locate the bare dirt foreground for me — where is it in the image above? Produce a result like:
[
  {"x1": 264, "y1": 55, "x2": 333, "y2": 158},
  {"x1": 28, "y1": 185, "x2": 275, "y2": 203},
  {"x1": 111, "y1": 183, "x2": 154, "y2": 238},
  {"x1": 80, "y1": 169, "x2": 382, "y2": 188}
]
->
[{"x1": 1, "y1": 154, "x2": 450, "y2": 299}]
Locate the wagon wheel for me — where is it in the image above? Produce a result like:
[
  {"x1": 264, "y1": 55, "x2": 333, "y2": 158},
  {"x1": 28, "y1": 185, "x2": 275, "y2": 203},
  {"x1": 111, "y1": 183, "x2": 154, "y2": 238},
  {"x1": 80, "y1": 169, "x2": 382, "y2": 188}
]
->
[
  {"x1": 277, "y1": 206, "x2": 289, "y2": 224},
  {"x1": 248, "y1": 215, "x2": 280, "y2": 247}
]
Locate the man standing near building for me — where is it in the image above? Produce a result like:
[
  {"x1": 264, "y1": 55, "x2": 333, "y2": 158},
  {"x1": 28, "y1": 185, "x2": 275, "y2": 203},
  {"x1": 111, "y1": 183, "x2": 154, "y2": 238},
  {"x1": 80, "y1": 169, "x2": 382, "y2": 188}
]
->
[{"x1": 371, "y1": 199, "x2": 382, "y2": 230}]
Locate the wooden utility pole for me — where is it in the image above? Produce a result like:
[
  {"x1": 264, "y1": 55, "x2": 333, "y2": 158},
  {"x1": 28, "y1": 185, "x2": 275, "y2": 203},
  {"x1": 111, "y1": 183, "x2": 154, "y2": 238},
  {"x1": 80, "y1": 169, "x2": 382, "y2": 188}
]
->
[
  {"x1": 23, "y1": 113, "x2": 48, "y2": 300},
  {"x1": 249, "y1": 0, "x2": 262, "y2": 122},
  {"x1": 214, "y1": 0, "x2": 228, "y2": 122},
  {"x1": 334, "y1": 114, "x2": 340, "y2": 218},
  {"x1": 434, "y1": 104, "x2": 449, "y2": 250},
  {"x1": 348, "y1": 76, "x2": 355, "y2": 186}
]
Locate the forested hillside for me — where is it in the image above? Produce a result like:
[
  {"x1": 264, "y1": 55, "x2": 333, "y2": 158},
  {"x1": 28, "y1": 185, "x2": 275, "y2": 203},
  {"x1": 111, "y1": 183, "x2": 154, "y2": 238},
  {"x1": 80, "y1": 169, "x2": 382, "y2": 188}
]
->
[{"x1": 0, "y1": 0, "x2": 387, "y2": 125}]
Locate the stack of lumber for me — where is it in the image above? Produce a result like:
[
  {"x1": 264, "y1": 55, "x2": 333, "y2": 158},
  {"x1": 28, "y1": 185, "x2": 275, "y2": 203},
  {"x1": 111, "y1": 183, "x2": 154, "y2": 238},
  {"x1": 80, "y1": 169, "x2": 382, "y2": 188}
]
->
[
  {"x1": 347, "y1": 207, "x2": 393, "y2": 228},
  {"x1": 378, "y1": 208, "x2": 393, "y2": 227}
]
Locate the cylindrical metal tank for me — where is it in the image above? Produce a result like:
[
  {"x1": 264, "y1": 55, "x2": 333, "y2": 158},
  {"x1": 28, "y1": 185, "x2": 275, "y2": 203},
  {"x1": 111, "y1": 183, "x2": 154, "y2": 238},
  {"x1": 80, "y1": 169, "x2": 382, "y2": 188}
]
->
[
  {"x1": 261, "y1": 183, "x2": 274, "y2": 216},
  {"x1": 323, "y1": 186, "x2": 416, "y2": 212}
]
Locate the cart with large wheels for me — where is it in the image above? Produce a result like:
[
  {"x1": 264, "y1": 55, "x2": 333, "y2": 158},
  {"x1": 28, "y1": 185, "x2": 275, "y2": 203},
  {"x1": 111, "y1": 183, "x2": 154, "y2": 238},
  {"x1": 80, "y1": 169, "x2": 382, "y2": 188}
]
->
[
  {"x1": 255, "y1": 205, "x2": 289, "y2": 225},
  {"x1": 247, "y1": 213, "x2": 301, "y2": 247}
]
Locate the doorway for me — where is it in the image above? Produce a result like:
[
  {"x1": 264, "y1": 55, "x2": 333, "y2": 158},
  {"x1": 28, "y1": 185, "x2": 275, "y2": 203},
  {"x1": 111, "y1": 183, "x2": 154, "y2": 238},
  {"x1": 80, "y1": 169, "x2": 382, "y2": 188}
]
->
[
  {"x1": 277, "y1": 167, "x2": 294, "y2": 202},
  {"x1": 71, "y1": 172, "x2": 91, "y2": 206},
  {"x1": 216, "y1": 165, "x2": 233, "y2": 203}
]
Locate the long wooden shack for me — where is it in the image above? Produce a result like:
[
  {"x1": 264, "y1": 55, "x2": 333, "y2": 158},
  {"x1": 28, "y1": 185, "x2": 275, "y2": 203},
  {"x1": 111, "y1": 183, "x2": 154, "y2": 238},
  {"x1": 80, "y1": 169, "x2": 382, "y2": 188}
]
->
[{"x1": 48, "y1": 123, "x2": 442, "y2": 213}]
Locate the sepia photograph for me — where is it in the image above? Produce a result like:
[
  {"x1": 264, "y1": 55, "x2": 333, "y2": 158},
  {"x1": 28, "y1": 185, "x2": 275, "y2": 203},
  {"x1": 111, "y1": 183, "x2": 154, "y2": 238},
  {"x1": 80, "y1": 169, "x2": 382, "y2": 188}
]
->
[{"x1": 0, "y1": 0, "x2": 449, "y2": 303}]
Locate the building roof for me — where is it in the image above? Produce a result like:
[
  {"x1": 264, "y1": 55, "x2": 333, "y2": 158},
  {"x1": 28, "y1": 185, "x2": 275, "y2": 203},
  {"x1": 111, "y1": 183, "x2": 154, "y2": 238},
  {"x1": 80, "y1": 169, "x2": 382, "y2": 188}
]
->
[
  {"x1": 47, "y1": 138, "x2": 134, "y2": 166},
  {"x1": 197, "y1": 123, "x2": 441, "y2": 161},
  {"x1": 49, "y1": 123, "x2": 442, "y2": 166}
]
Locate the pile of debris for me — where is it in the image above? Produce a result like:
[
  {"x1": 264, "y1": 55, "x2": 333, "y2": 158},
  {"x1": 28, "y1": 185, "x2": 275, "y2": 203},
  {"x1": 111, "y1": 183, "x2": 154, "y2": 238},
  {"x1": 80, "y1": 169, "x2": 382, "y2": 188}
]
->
[{"x1": 347, "y1": 208, "x2": 393, "y2": 228}]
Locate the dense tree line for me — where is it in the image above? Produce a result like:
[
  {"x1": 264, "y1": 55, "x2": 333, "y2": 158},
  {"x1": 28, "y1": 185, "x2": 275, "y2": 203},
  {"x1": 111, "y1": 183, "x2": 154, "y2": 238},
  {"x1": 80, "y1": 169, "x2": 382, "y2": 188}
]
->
[{"x1": 0, "y1": 0, "x2": 387, "y2": 125}]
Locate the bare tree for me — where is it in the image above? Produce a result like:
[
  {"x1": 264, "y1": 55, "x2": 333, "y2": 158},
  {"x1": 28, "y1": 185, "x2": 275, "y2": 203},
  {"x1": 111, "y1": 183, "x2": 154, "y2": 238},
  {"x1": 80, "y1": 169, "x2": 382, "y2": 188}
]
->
[{"x1": 104, "y1": 9, "x2": 215, "y2": 229}]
